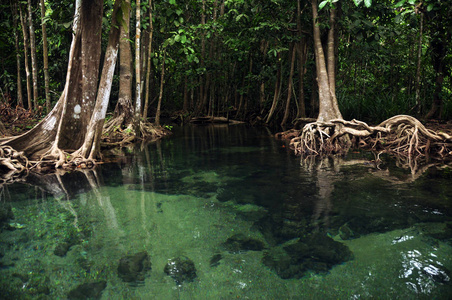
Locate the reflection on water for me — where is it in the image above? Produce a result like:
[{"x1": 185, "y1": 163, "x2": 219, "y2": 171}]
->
[{"x1": 1, "y1": 125, "x2": 451, "y2": 299}]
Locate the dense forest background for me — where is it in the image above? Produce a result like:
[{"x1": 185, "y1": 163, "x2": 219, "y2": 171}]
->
[{"x1": 0, "y1": 0, "x2": 451, "y2": 130}]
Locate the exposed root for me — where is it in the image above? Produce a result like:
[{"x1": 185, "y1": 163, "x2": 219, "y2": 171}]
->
[
  {"x1": 101, "y1": 118, "x2": 171, "y2": 147},
  {"x1": 0, "y1": 145, "x2": 29, "y2": 184},
  {"x1": 63, "y1": 156, "x2": 96, "y2": 170},
  {"x1": 282, "y1": 115, "x2": 451, "y2": 160}
]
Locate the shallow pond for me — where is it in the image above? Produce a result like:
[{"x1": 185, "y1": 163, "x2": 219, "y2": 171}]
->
[{"x1": 1, "y1": 125, "x2": 452, "y2": 299}]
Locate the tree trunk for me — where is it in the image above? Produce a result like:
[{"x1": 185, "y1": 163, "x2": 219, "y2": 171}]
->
[
  {"x1": 27, "y1": 0, "x2": 39, "y2": 110},
  {"x1": 237, "y1": 58, "x2": 252, "y2": 118},
  {"x1": 196, "y1": 0, "x2": 207, "y2": 115},
  {"x1": 296, "y1": 0, "x2": 307, "y2": 118},
  {"x1": 425, "y1": 15, "x2": 447, "y2": 120},
  {"x1": 12, "y1": 1, "x2": 24, "y2": 108},
  {"x1": 143, "y1": 0, "x2": 153, "y2": 121},
  {"x1": 259, "y1": 40, "x2": 269, "y2": 114},
  {"x1": 2, "y1": 0, "x2": 105, "y2": 165},
  {"x1": 19, "y1": 5, "x2": 32, "y2": 110},
  {"x1": 155, "y1": 50, "x2": 166, "y2": 126},
  {"x1": 266, "y1": 52, "x2": 282, "y2": 123},
  {"x1": 76, "y1": 0, "x2": 121, "y2": 160},
  {"x1": 113, "y1": 0, "x2": 133, "y2": 125},
  {"x1": 311, "y1": 0, "x2": 342, "y2": 122},
  {"x1": 327, "y1": 6, "x2": 336, "y2": 96},
  {"x1": 40, "y1": 0, "x2": 51, "y2": 113},
  {"x1": 281, "y1": 44, "x2": 296, "y2": 126},
  {"x1": 134, "y1": 0, "x2": 142, "y2": 136},
  {"x1": 414, "y1": 12, "x2": 423, "y2": 114},
  {"x1": 296, "y1": 40, "x2": 307, "y2": 118}
]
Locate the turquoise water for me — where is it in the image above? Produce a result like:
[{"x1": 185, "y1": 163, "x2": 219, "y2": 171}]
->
[{"x1": 1, "y1": 125, "x2": 452, "y2": 299}]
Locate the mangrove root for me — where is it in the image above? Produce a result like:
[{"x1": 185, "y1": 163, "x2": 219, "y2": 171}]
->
[
  {"x1": 0, "y1": 145, "x2": 29, "y2": 184},
  {"x1": 281, "y1": 115, "x2": 451, "y2": 159}
]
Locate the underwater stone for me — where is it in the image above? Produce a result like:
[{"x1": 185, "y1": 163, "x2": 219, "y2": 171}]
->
[
  {"x1": 263, "y1": 246, "x2": 306, "y2": 279},
  {"x1": 118, "y1": 251, "x2": 151, "y2": 283},
  {"x1": 263, "y1": 233, "x2": 353, "y2": 279},
  {"x1": 67, "y1": 281, "x2": 107, "y2": 299},
  {"x1": 339, "y1": 223, "x2": 358, "y2": 240},
  {"x1": 222, "y1": 233, "x2": 265, "y2": 253},
  {"x1": 54, "y1": 242, "x2": 71, "y2": 257},
  {"x1": 209, "y1": 254, "x2": 222, "y2": 267},
  {"x1": 0, "y1": 203, "x2": 14, "y2": 230},
  {"x1": 422, "y1": 263, "x2": 451, "y2": 284},
  {"x1": 164, "y1": 256, "x2": 197, "y2": 285}
]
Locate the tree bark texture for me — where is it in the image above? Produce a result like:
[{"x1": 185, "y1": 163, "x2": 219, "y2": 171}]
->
[
  {"x1": 414, "y1": 12, "x2": 423, "y2": 114},
  {"x1": 77, "y1": 0, "x2": 121, "y2": 160},
  {"x1": 114, "y1": 0, "x2": 134, "y2": 125},
  {"x1": 195, "y1": 0, "x2": 207, "y2": 115},
  {"x1": 1, "y1": 0, "x2": 104, "y2": 162},
  {"x1": 281, "y1": 44, "x2": 296, "y2": 126},
  {"x1": 266, "y1": 53, "x2": 282, "y2": 123},
  {"x1": 296, "y1": 40, "x2": 307, "y2": 118},
  {"x1": 143, "y1": 0, "x2": 153, "y2": 120},
  {"x1": 155, "y1": 51, "x2": 166, "y2": 126},
  {"x1": 27, "y1": 0, "x2": 39, "y2": 110},
  {"x1": 40, "y1": 0, "x2": 51, "y2": 113},
  {"x1": 296, "y1": 0, "x2": 307, "y2": 118},
  {"x1": 19, "y1": 5, "x2": 32, "y2": 110},
  {"x1": 425, "y1": 14, "x2": 448, "y2": 120},
  {"x1": 134, "y1": 0, "x2": 142, "y2": 136},
  {"x1": 311, "y1": 1, "x2": 342, "y2": 122},
  {"x1": 12, "y1": 1, "x2": 24, "y2": 107}
]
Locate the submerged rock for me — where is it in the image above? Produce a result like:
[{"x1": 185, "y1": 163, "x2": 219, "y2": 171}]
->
[
  {"x1": 416, "y1": 222, "x2": 452, "y2": 244},
  {"x1": 54, "y1": 242, "x2": 71, "y2": 257},
  {"x1": 209, "y1": 254, "x2": 222, "y2": 267},
  {"x1": 0, "y1": 203, "x2": 14, "y2": 231},
  {"x1": 263, "y1": 233, "x2": 353, "y2": 279},
  {"x1": 422, "y1": 263, "x2": 451, "y2": 284},
  {"x1": 339, "y1": 223, "x2": 358, "y2": 240},
  {"x1": 118, "y1": 251, "x2": 151, "y2": 283},
  {"x1": 67, "y1": 281, "x2": 107, "y2": 299},
  {"x1": 262, "y1": 246, "x2": 305, "y2": 279},
  {"x1": 222, "y1": 233, "x2": 265, "y2": 253},
  {"x1": 164, "y1": 256, "x2": 197, "y2": 285}
]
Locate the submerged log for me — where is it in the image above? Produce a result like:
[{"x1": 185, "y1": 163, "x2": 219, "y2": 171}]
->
[{"x1": 190, "y1": 116, "x2": 244, "y2": 124}]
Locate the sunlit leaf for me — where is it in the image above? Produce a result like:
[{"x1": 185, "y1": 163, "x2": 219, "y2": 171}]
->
[
  {"x1": 62, "y1": 21, "x2": 72, "y2": 28},
  {"x1": 319, "y1": 0, "x2": 328, "y2": 10},
  {"x1": 364, "y1": 0, "x2": 372, "y2": 7},
  {"x1": 394, "y1": 0, "x2": 406, "y2": 8}
]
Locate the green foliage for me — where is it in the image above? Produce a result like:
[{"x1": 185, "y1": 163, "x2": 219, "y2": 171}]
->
[{"x1": 0, "y1": 0, "x2": 450, "y2": 123}]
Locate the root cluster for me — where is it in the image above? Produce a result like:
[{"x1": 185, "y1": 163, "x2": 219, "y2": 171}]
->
[
  {"x1": 0, "y1": 115, "x2": 171, "y2": 182},
  {"x1": 0, "y1": 145, "x2": 29, "y2": 184},
  {"x1": 282, "y1": 115, "x2": 452, "y2": 159},
  {"x1": 102, "y1": 117, "x2": 171, "y2": 147}
]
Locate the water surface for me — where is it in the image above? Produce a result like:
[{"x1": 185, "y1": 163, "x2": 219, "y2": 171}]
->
[{"x1": 1, "y1": 125, "x2": 451, "y2": 299}]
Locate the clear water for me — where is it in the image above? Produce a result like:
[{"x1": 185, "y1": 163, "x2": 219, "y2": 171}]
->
[{"x1": 1, "y1": 125, "x2": 452, "y2": 299}]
